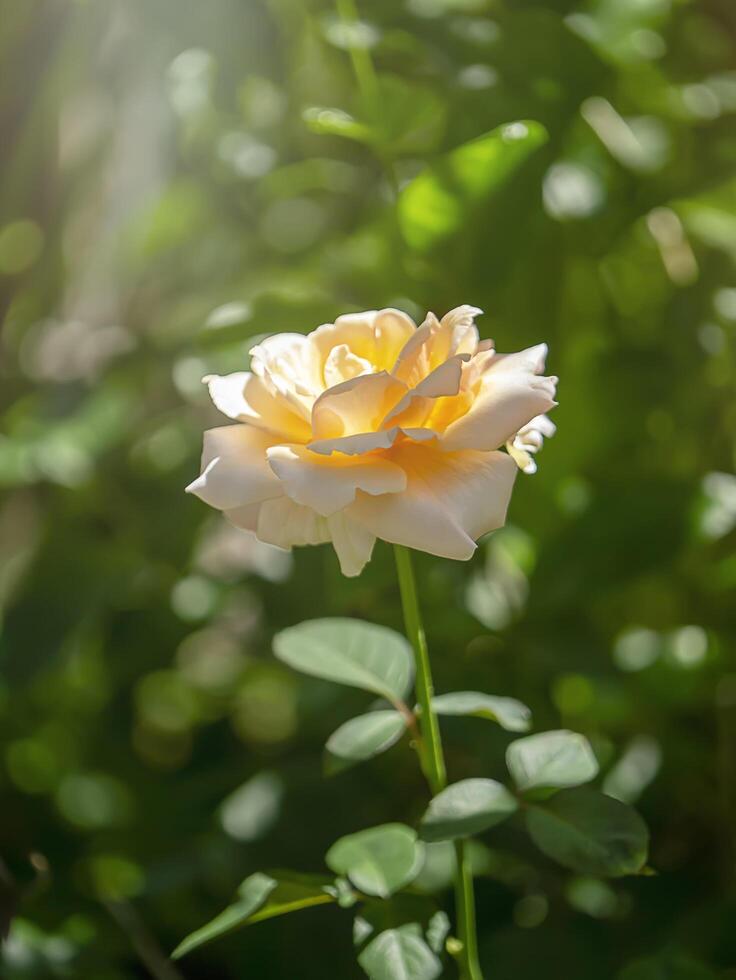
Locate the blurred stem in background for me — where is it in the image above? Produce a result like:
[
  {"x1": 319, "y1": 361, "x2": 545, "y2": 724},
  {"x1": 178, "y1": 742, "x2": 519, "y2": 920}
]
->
[
  {"x1": 335, "y1": 0, "x2": 399, "y2": 197},
  {"x1": 335, "y1": 0, "x2": 379, "y2": 118},
  {"x1": 394, "y1": 545, "x2": 484, "y2": 980},
  {"x1": 104, "y1": 900, "x2": 184, "y2": 980}
]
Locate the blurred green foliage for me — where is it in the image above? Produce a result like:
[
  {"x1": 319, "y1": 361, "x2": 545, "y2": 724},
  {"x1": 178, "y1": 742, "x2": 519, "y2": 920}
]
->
[{"x1": 1, "y1": 0, "x2": 736, "y2": 977}]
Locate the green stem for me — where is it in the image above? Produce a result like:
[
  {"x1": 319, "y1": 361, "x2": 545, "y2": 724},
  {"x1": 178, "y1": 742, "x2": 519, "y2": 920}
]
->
[
  {"x1": 454, "y1": 841, "x2": 481, "y2": 978},
  {"x1": 394, "y1": 544, "x2": 445, "y2": 794},
  {"x1": 335, "y1": 0, "x2": 379, "y2": 119},
  {"x1": 335, "y1": 0, "x2": 399, "y2": 199},
  {"x1": 393, "y1": 545, "x2": 484, "y2": 980}
]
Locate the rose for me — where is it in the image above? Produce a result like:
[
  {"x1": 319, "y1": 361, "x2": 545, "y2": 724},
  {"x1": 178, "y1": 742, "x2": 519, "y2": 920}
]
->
[{"x1": 186, "y1": 306, "x2": 557, "y2": 576}]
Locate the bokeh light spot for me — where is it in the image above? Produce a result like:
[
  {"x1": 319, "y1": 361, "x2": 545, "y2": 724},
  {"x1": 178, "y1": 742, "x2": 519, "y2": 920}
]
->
[
  {"x1": 170, "y1": 575, "x2": 219, "y2": 621},
  {"x1": 613, "y1": 628, "x2": 661, "y2": 672},
  {"x1": 513, "y1": 894, "x2": 548, "y2": 928},
  {"x1": 56, "y1": 772, "x2": 133, "y2": 829},
  {"x1": 0, "y1": 220, "x2": 44, "y2": 275},
  {"x1": 219, "y1": 770, "x2": 284, "y2": 842}
]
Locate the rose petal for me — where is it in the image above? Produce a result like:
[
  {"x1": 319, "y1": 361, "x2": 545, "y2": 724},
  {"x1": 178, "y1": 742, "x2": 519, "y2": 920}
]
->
[
  {"x1": 347, "y1": 444, "x2": 517, "y2": 559},
  {"x1": 255, "y1": 497, "x2": 330, "y2": 549},
  {"x1": 323, "y1": 344, "x2": 372, "y2": 388},
  {"x1": 484, "y1": 343, "x2": 549, "y2": 376},
  {"x1": 507, "y1": 413, "x2": 557, "y2": 474},
  {"x1": 185, "y1": 425, "x2": 282, "y2": 511},
  {"x1": 526, "y1": 413, "x2": 557, "y2": 438},
  {"x1": 439, "y1": 305, "x2": 483, "y2": 358},
  {"x1": 249, "y1": 333, "x2": 323, "y2": 419},
  {"x1": 204, "y1": 372, "x2": 252, "y2": 421},
  {"x1": 327, "y1": 512, "x2": 376, "y2": 577},
  {"x1": 205, "y1": 372, "x2": 311, "y2": 442},
  {"x1": 382, "y1": 354, "x2": 467, "y2": 429},
  {"x1": 440, "y1": 363, "x2": 557, "y2": 452},
  {"x1": 392, "y1": 307, "x2": 482, "y2": 386},
  {"x1": 311, "y1": 309, "x2": 416, "y2": 377},
  {"x1": 392, "y1": 320, "x2": 433, "y2": 387},
  {"x1": 308, "y1": 426, "x2": 436, "y2": 457},
  {"x1": 224, "y1": 501, "x2": 263, "y2": 533},
  {"x1": 267, "y1": 444, "x2": 406, "y2": 517},
  {"x1": 311, "y1": 371, "x2": 407, "y2": 441}
]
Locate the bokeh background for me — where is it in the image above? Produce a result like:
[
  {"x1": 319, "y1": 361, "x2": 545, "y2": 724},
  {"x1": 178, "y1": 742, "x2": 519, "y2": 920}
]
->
[{"x1": 2, "y1": 0, "x2": 736, "y2": 977}]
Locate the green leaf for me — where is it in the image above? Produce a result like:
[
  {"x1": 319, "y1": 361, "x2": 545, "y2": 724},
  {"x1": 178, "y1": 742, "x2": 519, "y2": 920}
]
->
[
  {"x1": 247, "y1": 871, "x2": 336, "y2": 925},
  {"x1": 303, "y1": 106, "x2": 375, "y2": 143},
  {"x1": 431, "y1": 691, "x2": 532, "y2": 732},
  {"x1": 325, "y1": 710, "x2": 408, "y2": 774},
  {"x1": 171, "y1": 872, "x2": 334, "y2": 959},
  {"x1": 326, "y1": 824, "x2": 424, "y2": 898},
  {"x1": 330, "y1": 876, "x2": 359, "y2": 909},
  {"x1": 398, "y1": 120, "x2": 548, "y2": 251},
  {"x1": 420, "y1": 778, "x2": 518, "y2": 842},
  {"x1": 425, "y1": 910, "x2": 451, "y2": 955},
  {"x1": 273, "y1": 619, "x2": 413, "y2": 703},
  {"x1": 172, "y1": 872, "x2": 275, "y2": 959},
  {"x1": 303, "y1": 76, "x2": 445, "y2": 157},
  {"x1": 358, "y1": 924, "x2": 442, "y2": 980},
  {"x1": 373, "y1": 74, "x2": 446, "y2": 156},
  {"x1": 506, "y1": 730, "x2": 599, "y2": 793},
  {"x1": 526, "y1": 788, "x2": 649, "y2": 877}
]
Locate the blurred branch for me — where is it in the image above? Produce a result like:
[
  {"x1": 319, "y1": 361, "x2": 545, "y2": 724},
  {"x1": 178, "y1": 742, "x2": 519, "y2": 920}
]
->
[
  {"x1": 334, "y1": 0, "x2": 379, "y2": 119},
  {"x1": 103, "y1": 899, "x2": 185, "y2": 980},
  {"x1": 335, "y1": 0, "x2": 399, "y2": 197}
]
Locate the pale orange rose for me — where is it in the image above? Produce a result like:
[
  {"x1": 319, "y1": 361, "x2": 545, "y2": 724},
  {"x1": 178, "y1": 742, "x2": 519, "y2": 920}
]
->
[{"x1": 186, "y1": 306, "x2": 557, "y2": 576}]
